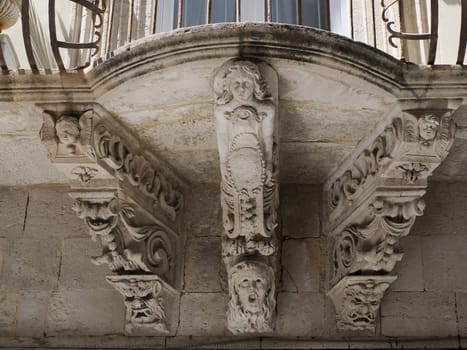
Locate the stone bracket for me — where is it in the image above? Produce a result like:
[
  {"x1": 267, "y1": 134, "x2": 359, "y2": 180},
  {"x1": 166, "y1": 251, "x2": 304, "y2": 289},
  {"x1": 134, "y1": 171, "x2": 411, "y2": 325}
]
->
[
  {"x1": 214, "y1": 59, "x2": 280, "y2": 335},
  {"x1": 324, "y1": 108, "x2": 456, "y2": 332},
  {"x1": 39, "y1": 103, "x2": 186, "y2": 335}
]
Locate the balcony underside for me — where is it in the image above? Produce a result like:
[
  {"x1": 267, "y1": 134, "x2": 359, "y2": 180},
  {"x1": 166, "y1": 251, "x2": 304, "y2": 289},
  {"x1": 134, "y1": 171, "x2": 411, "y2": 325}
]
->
[{"x1": 0, "y1": 23, "x2": 466, "y2": 186}]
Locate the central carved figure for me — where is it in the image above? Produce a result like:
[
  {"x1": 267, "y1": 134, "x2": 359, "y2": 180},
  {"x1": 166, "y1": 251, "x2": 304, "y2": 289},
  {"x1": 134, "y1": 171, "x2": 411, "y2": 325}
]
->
[
  {"x1": 214, "y1": 59, "x2": 280, "y2": 335},
  {"x1": 215, "y1": 59, "x2": 278, "y2": 245},
  {"x1": 227, "y1": 260, "x2": 275, "y2": 334}
]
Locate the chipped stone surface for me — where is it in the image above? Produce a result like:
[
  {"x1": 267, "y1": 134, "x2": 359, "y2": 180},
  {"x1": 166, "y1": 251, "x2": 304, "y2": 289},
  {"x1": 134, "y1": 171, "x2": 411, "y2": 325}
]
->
[
  {"x1": 0, "y1": 188, "x2": 28, "y2": 237},
  {"x1": 0, "y1": 238, "x2": 60, "y2": 291},
  {"x1": 47, "y1": 290, "x2": 125, "y2": 336},
  {"x1": 276, "y1": 292, "x2": 325, "y2": 336},
  {"x1": 184, "y1": 237, "x2": 223, "y2": 292},
  {"x1": 25, "y1": 188, "x2": 88, "y2": 238},
  {"x1": 281, "y1": 238, "x2": 320, "y2": 292},
  {"x1": 281, "y1": 185, "x2": 321, "y2": 238},
  {"x1": 178, "y1": 293, "x2": 226, "y2": 336},
  {"x1": 59, "y1": 238, "x2": 112, "y2": 290},
  {"x1": 380, "y1": 292, "x2": 457, "y2": 337}
]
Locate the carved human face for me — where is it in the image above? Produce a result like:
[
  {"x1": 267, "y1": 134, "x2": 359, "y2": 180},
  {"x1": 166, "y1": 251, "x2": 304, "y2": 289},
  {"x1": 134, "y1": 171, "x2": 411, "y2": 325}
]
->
[
  {"x1": 127, "y1": 296, "x2": 164, "y2": 324},
  {"x1": 418, "y1": 115, "x2": 440, "y2": 141},
  {"x1": 228, "y1": 70, "x2": 255, "y2": 103},
  {"x1": 235, "y1": 268, "x2": 269, "y2": 314},
  {"x1": 343, "y1": 283, "x2": 385, "y2": 329},
  {"x1": 56, "y1": 116, "x2": 80, "y2": 145}
]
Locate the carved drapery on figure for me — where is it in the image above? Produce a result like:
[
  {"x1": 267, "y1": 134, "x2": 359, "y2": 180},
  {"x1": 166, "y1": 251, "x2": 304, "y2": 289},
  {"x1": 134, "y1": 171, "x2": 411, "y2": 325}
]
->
[
  {"x1": 214, "y1": 59, "x2": 279, "y2": 334},
  {"x1": 40, "y1": 105, "x2": 184, "y2": 335},
  {"x1": 325, "y1": 109, "x2": 455, "y2": 332}
]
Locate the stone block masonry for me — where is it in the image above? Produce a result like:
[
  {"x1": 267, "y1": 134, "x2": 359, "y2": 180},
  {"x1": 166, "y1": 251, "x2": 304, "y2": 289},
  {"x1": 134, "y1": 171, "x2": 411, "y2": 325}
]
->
[{"x1": 0, "y1": 183, "x2": 467, "y2": 347}]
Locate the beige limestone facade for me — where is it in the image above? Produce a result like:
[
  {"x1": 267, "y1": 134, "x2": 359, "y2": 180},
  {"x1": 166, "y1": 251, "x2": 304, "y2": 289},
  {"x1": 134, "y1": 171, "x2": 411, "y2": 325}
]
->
[{"x1": 0, "y1": 0, "x2": 467, "y2": 348}]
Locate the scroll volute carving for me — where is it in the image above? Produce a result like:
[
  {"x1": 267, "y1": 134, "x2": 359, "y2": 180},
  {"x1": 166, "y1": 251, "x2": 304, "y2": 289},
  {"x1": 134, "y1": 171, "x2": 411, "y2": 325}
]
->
[
  {"x1": 326, "y1": 108, "x2": 456, "y2": 332},
  {"x1": 70, "y1": 192, "x2": 181, "y2": 335},
  {"x1": 214, "y1": 59, "x2": 279, "y2": 335}
]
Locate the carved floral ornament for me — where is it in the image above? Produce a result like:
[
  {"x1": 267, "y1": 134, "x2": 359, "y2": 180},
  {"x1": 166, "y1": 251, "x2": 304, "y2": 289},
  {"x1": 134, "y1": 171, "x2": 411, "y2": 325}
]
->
[
  {"x1": 214, "y1": 58, "x2": 280, "y2": 335},
  {"x1": 326, "y1": 109, "x2": 455, "y2": 332},
  {"x1": 71, "y1": 193, "x2": 180, "y2": 335}
]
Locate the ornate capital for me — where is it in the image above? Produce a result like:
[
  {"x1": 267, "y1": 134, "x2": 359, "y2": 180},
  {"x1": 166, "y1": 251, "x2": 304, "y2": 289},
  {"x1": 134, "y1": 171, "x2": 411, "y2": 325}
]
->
[
  {"x1": 214, "y1": 59, "x2": 280, "y2": 334},
  {"x1": 325, "y1": 109, "x2": 456, "y2": 332}
]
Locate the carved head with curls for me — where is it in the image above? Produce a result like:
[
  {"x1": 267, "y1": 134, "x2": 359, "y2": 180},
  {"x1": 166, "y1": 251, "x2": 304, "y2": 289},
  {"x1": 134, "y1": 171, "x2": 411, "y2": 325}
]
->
[
  {"x1": 227, "y1": 260, "x2": 275, "y2": 334},
  {"x1": 418, "y1": 114, "x2": 440, "y2": 142},
  {"x1": 216, "y1": 60, "x2": 271, "y2": 105},
  {"x1": 55, "y1": 116, "x2": 80, "y2": 153}
]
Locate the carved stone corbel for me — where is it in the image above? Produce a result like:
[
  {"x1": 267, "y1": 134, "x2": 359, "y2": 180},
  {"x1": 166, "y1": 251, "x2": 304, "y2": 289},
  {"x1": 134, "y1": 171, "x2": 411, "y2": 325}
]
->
[
  {"x1": 40, "y1": 105, "x2": 184, "y2": 223},
  {"x1": 39, "y1": 104, "x2": 185, "y2": 335},
  {"x1": 107, "y1": 275, "x2": 178, "y2": 335},
  {"x1": 214, "y1": 59, "x2": 279, "y2": 334},
  {"x1": 325, "y1": 109, "x2": 456, "y2": 331}
]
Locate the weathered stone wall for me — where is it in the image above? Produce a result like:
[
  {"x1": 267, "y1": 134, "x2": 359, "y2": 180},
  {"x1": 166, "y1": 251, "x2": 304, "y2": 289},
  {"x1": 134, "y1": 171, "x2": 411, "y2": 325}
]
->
[{"x1": 1, "y1": 182, "x2": 467, "y2": 348}]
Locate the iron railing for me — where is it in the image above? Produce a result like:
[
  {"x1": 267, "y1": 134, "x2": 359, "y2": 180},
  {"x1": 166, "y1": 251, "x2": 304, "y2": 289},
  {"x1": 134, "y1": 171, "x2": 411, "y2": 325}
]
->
[
  {"x1": 0, "y1": 0, "x2": 465, "y2": 74},
  {"x1": 382, "y1": 0, "x2": 467, "y2": 65}
]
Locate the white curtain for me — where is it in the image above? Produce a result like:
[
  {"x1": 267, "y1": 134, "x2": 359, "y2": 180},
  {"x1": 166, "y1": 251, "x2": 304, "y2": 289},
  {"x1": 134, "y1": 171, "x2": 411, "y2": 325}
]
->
[
  {"x1": 156, "y1": 0, "x2": 176, "y2": 32},
  {"x1": 329, "y1": 0, "x2": 351, "y2": 37},
  {"x1": 241, "y1": 0, "x2": 265, "y2": 22}
]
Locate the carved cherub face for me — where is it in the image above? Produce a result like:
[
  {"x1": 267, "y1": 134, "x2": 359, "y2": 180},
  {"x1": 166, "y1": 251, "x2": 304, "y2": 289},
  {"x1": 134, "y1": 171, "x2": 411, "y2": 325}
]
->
[
  {"x1": 55, "y1": 116, "x2": 80, "y2": 153},
  {"x1": 228, "y1": 69, "x2": 255, "y2": 103},
  {"x1": 418, "y1": 114, "x2": 440, "y2": 141}
]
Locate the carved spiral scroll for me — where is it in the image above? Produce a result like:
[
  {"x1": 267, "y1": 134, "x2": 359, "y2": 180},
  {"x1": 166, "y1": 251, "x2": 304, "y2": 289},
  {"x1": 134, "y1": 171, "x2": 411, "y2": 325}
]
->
[{"x1": 93, "y1": 124, "x2": 183, "y2": 220}]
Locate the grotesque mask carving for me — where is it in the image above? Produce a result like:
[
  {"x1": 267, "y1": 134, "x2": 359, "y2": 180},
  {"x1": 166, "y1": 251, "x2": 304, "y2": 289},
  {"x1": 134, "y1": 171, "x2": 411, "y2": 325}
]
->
[
  {"x1": 328, "y1": 276, "x2": 395, "y2": 332},
  {"x1": 107, "y1": 276, "x2": 168, "y2": 334},
  {"x1": 227, "y1": 261, "x2": 275, "y2": 334}
]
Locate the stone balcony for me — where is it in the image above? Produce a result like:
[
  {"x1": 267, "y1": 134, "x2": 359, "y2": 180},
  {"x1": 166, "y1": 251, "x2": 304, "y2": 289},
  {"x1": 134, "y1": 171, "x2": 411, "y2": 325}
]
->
[{"x1": 0, "y1": 1, "x2": 467, "y2": 347}]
